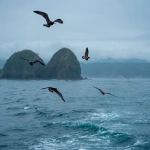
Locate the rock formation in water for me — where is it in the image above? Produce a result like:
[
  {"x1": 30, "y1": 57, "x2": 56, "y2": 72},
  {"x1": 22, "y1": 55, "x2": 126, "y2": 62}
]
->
[
  {"x1": 0, "y1": 69, "x2": 2, "y2": 77},
  {"x1": 2, "y1": 50, "x2": 45, "y2": 79},
  {"x1": 2, "y1": 48, "x2": 82, "y2": 80},
  {"x1": 45, "y1": 48, "x2": 82, "y2": 80}
]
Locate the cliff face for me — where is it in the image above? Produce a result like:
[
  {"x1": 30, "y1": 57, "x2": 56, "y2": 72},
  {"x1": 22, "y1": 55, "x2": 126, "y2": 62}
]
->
[
  {"x1": 46, "y1": 48, "x2": 82, "y2": 79},
  {"x1": 0, "y1": 69, "x2": 2, "y2": 77},
  {"x1": 2, "y1": 50, "x2": 45, "y2": 79},
  {"x1": 0, "y1": 60, "x2": 6, "y2": 69}
]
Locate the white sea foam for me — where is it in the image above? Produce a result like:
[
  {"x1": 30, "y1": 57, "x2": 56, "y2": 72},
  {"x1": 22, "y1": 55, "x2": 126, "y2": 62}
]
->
[
  {"x1": 89, "y1": 109, "x2": 120, "y2": 121},
  {"x1": 23, "y1": 106, "x2": 30, "y2": 110}
]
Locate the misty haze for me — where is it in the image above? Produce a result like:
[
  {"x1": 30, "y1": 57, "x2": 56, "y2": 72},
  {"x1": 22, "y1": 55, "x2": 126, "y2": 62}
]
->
[{"x1": 0, "y1": 0, "x2": 150, "y2": 149}]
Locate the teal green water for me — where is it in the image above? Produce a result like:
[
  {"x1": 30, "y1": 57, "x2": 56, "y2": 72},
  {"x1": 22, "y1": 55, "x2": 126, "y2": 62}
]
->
[{"x1": 0, "y1": 78, "x2": 150, "y2": 150}]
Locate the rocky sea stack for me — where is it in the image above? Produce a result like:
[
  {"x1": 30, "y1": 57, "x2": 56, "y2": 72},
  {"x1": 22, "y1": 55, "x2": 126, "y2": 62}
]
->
[
  {"x1": 45, "y1": 48, "x2": 82, "y2": 80},
  {"x1": 1, "y1": 48, "x2": 82, "y2": 80},
  {"x1": 2, "y1": 50, "x2": 45, "y2": 79},
  {"x1": 0, "y1": 69, "x2": 2, "y2": 77}
]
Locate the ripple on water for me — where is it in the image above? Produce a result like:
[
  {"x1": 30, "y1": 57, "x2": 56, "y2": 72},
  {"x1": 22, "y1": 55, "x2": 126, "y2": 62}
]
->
[
  {"x1": 0, "y1": 133, "x2": 8, "y2": 137},
  {"x1": 33, "y1": 97, "x2": 42, "y2": 101},
  {"x1": 14, "y1": 112, "x2": 28, "y2": 116}
]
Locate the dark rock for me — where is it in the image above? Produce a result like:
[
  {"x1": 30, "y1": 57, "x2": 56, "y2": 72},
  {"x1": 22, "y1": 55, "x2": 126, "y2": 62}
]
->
[
  {"x1": 0, "y1": 59, "x2": 6, "y2": 69},
  {"x1": 2, "y1": 50, "x2": 45, "y2": 79},
  {"x1": 0, "y1": 69, "x2": 2, "y2": 78},
  {"x1": 46, "y1": 48, "x2": 82, "y2": 80},
  {"x1": 1, "y1": 48, "x2": 82, "y2": 80}
]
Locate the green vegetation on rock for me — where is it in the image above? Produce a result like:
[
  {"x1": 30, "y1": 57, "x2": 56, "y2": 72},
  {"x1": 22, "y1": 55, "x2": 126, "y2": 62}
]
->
[
  {"x1": 46, "y1": 48, "x2": 82, "y2": 80},
  {"x1": 2, "y1": 48, "x2": 82, "y2": 80},
  {"x1": 2, "y1": 50, "x2": 45, "y2": 79}
]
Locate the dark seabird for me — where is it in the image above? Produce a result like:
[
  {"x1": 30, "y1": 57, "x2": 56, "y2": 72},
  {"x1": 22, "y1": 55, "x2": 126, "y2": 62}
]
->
[
  {"x1": 93, "y1": 86, "x2": 117, "y2": 97},
  {"x1": 82, "y1": 47, "x2": 90, "y2": 61},
  {"x1": 20, "y1": 58, "x2": 45, "y2": 66},
  {"x1": 41, "y1": 87, "x2": 65, "y2": 102},
  {"x1": 33, "y1": 10, "x2": 63, "y2": 27}
]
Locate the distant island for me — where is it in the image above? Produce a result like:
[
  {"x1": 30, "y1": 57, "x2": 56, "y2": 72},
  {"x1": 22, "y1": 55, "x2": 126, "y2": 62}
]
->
[
  {"x1": 1, "y1": 48, "x2": 150, "y2": 79},
  {"x1": 1, "y1": 48, "x2": 83, "y2": 80},
  {"x1": 81, "y1": 62, "x2": 150, "y2": 78}
]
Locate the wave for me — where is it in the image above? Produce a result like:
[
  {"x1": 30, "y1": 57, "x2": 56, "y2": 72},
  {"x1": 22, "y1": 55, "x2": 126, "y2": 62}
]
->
[
  {"x1": 0, "y1": 144, "x2": 8, "y2": 148},
  {"x1": 0, "y1": 133, "x2": 8, "y2": 137},
  {"x1": 6, "y1": 106, "x2": 20, "y2": 111},
  {"x1": 133, "y1": 137, "x2": 150, "y2": 150},
  {"x1": 35, "y1": 109, "x2": 55, "y2": 118},
  {"x1": 35, "y1": 109, "x2": 69, "y2": 119},
  {"x1": 33, "y1": 97, "x2": 41, "y2": 101},
  {"x1": 30, "y1": 121, "x2": 135, "y2": 150},
  {"x1": 42, "y1": 120, "x2": 116, "y2": 135},
  {"x1": 14, "y1": 112, "x2": 28, "y2": 116}
]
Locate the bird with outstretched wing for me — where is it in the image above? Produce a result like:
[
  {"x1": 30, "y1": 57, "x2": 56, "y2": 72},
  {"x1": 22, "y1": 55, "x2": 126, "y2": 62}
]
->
[
  {"x1": 42, "y1": 87, "x2": 65, "y2": 102},
  {"x1": 93, "y1": 86, "x2": 117, "y2": 97},
  {"x1": 33, "y1": 10, "x2": 63, "y2": 27},
  {"x1": 20, "y1": 58, "x2": 45, "y2": 66}
]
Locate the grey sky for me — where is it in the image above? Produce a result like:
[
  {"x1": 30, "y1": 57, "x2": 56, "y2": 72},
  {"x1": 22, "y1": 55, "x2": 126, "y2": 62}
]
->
[{"x1": 0, "y1": 0, "x2": 150, "y2": 62}]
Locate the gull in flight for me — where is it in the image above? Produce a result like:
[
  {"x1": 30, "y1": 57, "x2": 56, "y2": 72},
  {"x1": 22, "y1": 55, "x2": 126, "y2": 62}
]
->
[
  {"x1": 41, "y1": 87, "x2": 65, "y2": 102},
  {"x1": 20, "y1": 58, "x2": 45, "y2": 66},
  {"x1": 124, "y1": 76, "x2": 136, "y2": 83},
  {"x1": 33, "y1": 10, "x2": 63, "y2": 27},
  {"x1": 82, "y1": 47, "x2": 90, "y2": 61},
  {"x1": 93, "y1": 86, "x2": 117, "y2": 97}
]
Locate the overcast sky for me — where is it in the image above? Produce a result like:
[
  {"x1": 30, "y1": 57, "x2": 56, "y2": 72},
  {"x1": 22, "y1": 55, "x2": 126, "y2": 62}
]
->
[{"x1": 0, "y1": 0, "x2": 150, "y2": 62}]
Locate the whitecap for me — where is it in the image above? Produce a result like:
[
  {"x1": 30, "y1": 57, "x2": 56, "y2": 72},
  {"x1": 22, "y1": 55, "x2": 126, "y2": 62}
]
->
[
  {"x1": 89, "y1": 110, "x2": 120, "y2": 121},
  {"x1": 24, "y1": 106, "x2": 30, "y2": 110}
]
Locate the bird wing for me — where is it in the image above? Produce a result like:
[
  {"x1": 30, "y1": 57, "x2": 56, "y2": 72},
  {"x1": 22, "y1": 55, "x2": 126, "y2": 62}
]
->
[
  {"x1": 33, "y1": 60, "x2": 45, "y2": 66},
  {"x1": 85, "y1": 47, "x2": 89, "y2": 56},
  {"x1": 34, "y1": 11, "x2": 51, "y2": 23},
  {"x1": 20, "y1": 58, "x2": 30, "y2": 62},
  {"x1": 93, "y1": 86, "x2": 104, "y2": 94},
  {"x1": 106, "y1": 92, "x2": 117, "y2": 97},
  {"x1": 41, "y1": 87, "x2": 49, "y2": 89},
  {"x1": 51, "y1": 88, "x2": 65, "y2": 102},
  {"x1": 124, "y1": 76, "x2": 136, "y2": 83},
  {"x1": 124, "y1": 76, "x2": 129, "y2": 80},
  {"x1": 53, "y1": 19, "x2": 63, "y2": 24},
  {"x1": 124, "y1": 76, "x2": 132, "y2": 82}
]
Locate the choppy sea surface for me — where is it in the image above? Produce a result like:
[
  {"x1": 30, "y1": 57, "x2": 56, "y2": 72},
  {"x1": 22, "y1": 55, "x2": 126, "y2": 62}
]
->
[{"x1": 0, "y1": 78, "x2": 150, "y2": 150}]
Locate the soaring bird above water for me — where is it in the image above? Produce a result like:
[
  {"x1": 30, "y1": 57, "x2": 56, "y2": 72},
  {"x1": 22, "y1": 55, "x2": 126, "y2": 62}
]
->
[
  {"x1": 41, "y1": 87, "x2": 65, "y2": 102},
  {"x1": 33, "y1": 10, "x2": 63, "y2": 27},
  {"x1": 93, "y1": 86, "x2": 117, "y2": 97},
  {"x1": 124, "y1": 76, "x2": 136, "y2": 83},
  {"x1": 82, "y1": 47, "x2": 90, "y2": 61},
  {"x1": 20, "y1": 58, "x2": 45, "y2": 66}
]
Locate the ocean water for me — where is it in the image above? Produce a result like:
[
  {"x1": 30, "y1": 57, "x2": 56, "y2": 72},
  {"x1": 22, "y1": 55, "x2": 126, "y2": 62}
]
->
[{"x1": 0, "y1": 78, "x2": 150, "y2": 150}]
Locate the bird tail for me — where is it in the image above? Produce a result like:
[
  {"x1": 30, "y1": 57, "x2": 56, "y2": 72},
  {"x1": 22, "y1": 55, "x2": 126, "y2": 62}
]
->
[
  {"x1": 41, "y1": 87, "x2": 48, "y2": 89},
  {"x1": 43, "y1": 24, "x2": 48, "y2": 27}
]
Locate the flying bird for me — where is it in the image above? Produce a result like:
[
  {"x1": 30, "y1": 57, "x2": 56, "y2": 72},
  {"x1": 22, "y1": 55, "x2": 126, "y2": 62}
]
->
[
  {"x1": 82, "y1": 47, "x2": 90, "y2": 61},
  {"x1": 33, "y1": 10, "x2": 63, "y2": 27},
  {"x1": 93, "y1": 86, "x2": 117, "y2": 97},
  {"x1": 20, "y1": 58, "x2": 45, "y2": 66},
  {"x1": 124, "y1": 76, "x2": 136, "y2": 83},
  {"x1": 41, "y1": 87, "x2": 65, "y2": 102}
]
